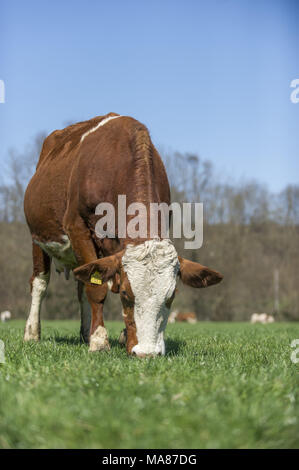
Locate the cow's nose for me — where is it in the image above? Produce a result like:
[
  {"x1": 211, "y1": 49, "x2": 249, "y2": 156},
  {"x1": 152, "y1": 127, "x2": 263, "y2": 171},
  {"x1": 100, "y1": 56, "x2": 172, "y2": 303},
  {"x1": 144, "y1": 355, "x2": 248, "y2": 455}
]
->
[{"x1": 132, "y1": 351, "x2": 161, "y2": 358}]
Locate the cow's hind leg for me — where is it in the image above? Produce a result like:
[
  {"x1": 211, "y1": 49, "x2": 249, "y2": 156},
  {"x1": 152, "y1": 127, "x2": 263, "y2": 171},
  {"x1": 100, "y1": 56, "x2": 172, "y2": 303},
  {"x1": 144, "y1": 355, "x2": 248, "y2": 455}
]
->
[
  {"x1": 77, "y1": 281, "x2": 91, "y2": 343},
  {"x1": 118, "y1": 328, "x2": 127, "y2": 347},
  {"x1": 24, "y1": 243, "x2": 51, "y2": 341}
]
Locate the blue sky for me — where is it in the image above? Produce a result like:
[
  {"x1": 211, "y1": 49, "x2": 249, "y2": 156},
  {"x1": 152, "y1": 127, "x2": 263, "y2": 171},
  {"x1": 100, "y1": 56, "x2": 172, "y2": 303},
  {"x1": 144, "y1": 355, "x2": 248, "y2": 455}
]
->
[{"x1": 0, "y1": 0, "x2": 298, "y2": 192}]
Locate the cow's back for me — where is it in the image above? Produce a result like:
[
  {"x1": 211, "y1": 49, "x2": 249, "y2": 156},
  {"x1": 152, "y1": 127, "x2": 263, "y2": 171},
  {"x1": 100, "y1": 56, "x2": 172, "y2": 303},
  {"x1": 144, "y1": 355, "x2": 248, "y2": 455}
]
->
[
  {"x1": 24, "y1": 113, "x2": 170, "y2": 244},
  {"x1": 24, "y1": 115, "x2": 109, "y2": 241}
]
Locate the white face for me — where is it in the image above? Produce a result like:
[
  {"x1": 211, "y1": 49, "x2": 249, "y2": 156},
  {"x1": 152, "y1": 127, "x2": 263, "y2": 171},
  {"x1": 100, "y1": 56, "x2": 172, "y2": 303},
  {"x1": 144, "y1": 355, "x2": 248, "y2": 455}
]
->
[{"x1": 122, "y1": 239, "x2": 180, "y2": 356}]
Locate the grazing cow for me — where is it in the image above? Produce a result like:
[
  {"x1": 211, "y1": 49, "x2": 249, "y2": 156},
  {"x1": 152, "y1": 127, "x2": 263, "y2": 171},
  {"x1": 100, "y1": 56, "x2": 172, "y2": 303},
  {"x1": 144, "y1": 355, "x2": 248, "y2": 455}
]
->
[
  {"x1": 24, "y1": 113, "x2": 223, "y2": 357},
  {"x1": 251, "y1": 313, "x2": 275, "y2": 324},
  {"x1": 168, "y1": 310, "x2": 197, "y2": 324},
  {"x1": 1, "y1": 311, "x2": 11, "y2": 323}
]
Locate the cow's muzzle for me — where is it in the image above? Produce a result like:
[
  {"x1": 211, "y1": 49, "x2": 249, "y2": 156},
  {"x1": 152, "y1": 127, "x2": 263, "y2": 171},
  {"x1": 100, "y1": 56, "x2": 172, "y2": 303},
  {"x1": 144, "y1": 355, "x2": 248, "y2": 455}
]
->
[
  {"x1": 132, "y1": 351, "x2": 162, "y2": 358},
  {"x1": 131, "y1": 341, "x2": 165, "y2": 358}
]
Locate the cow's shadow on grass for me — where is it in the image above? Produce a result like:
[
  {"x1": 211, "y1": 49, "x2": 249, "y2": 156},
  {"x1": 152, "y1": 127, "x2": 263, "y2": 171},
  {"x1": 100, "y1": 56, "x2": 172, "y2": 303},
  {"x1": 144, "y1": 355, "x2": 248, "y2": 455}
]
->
[
  {"x1": 108, "y1": 337, "x2": 185, "y2": 356},
  {"x1": 109, "y1": 337, "x2": 124, "y2": 349},
  {"x1": 106, "y1": 337, "x2": 186, "y2": 356},
  {"x1": 48, "y1": 333, "x2": 81, "y2": 346},
  {"x1": 50, "y1": 333, "x2": 186, "y2": 356},
  {"x1": 165, "y1": 337, "x2": 186, "y2": 356}
]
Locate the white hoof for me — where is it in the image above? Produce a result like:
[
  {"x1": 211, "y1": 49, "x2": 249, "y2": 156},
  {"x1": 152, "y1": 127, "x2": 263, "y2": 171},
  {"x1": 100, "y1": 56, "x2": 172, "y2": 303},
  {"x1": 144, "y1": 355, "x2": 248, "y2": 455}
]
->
[
  {"x1": 89, "y1": 326, "x2": 110, "y2": 352},
  {"x1": 24, "y1": 324, "x2": 40, "y2": 341}
]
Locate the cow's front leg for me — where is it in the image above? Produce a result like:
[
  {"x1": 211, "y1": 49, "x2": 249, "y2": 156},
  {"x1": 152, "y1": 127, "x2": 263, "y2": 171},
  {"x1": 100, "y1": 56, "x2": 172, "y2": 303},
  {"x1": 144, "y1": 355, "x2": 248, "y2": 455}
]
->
[
  {"x1": 122, "y1": 307, "x2": 138, "y2": 354},
  {"x1": 24, "y1": 243, "x2": 51, "y2": 341},
  {"x1": 85, "y1": 283, "x2": 110, "y2": 352},
  {"x1": 64, "y1": 213, "x2": 111, "y2": 349}
]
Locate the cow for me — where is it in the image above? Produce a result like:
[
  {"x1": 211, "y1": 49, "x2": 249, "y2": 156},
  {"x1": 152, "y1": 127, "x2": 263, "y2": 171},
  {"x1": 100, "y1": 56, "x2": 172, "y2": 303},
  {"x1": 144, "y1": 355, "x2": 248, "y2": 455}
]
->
[
  {"x1": 168, "y1": 310, "x2": 197, "y2": 324},
  {"x1": 250, "y1": 313, "x2": 275, "y2": 324},
  {"x1": 24, "y1": 112, "x2": 223, "y2": 357},
  {"x1": 1, "y1": 311, "x2": 11, "y2": 323}
]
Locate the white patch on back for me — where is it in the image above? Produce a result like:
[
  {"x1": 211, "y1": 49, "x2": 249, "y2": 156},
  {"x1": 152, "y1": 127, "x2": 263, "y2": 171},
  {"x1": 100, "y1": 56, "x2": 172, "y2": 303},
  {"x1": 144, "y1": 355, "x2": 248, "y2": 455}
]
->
[
  {"x1": 80, "y1": 115, "x2": 122, "y2": 143},
  {"x1": 122, "y1": 239, "x2": 179, "y2": 356},
  {"x1": 34, "y1": 235, "x2": 77, "y2": 274}
]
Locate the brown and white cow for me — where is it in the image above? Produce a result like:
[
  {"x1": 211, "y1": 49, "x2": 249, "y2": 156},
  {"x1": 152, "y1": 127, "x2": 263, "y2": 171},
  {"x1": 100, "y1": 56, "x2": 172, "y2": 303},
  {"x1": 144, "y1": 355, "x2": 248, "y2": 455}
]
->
[
  {"x1": 24, "y1": 113, "x2": 223, "y2": 357},
  {"x1": 168, "y1": 311, "x2": 197, "y2": 324}
]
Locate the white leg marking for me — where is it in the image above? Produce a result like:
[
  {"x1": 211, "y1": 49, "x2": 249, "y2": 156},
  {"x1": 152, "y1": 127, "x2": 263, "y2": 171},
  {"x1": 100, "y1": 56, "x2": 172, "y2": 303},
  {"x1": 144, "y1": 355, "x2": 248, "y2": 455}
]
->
[
  {"x1": 24, "y1": 272, "x2": 49, "y2": 341},
  {"x1": 89, "y1": 326, "x2": 110, "y2": 352}
]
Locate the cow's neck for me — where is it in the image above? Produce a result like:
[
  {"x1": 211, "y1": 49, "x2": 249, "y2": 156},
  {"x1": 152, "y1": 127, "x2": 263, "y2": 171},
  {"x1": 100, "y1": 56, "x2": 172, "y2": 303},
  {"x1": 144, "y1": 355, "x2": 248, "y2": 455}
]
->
[{"x1": 98, "y1": 123, "x2": 167, "y2": 255}]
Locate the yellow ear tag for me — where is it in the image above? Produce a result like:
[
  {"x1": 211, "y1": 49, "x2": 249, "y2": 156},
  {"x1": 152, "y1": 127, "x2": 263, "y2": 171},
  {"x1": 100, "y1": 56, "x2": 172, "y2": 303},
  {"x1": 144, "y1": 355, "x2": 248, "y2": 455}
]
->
[{"x1": 90, "y1": 271, "x2": 102, "y2": 285}]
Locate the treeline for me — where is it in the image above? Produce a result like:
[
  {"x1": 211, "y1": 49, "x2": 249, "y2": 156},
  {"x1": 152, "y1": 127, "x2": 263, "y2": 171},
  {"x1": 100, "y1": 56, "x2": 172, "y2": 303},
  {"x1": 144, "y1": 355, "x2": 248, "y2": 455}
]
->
[{"x1": 0, "y1": 136, "x2": 298, "y2": 321}]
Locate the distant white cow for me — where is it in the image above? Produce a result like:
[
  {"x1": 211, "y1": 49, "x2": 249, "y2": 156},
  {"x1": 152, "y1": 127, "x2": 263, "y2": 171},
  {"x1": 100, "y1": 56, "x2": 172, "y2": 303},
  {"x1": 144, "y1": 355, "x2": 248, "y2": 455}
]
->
[
  {"x1": 266, "y1": 315, "x2": 275, "y2": 323},
  {"x1": 1, "y1": 311, "x2": 11, "y2": 323},
  {"x1": 251, "y1": 313, "x2": 275, "y2": 324}
]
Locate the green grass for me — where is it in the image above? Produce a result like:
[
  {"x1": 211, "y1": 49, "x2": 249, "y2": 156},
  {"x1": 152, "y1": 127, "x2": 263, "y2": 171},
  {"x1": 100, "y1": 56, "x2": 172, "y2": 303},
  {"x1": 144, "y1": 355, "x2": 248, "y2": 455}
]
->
[{"x1": 0, "y1": 320, "x2": 298, "y2": 449}]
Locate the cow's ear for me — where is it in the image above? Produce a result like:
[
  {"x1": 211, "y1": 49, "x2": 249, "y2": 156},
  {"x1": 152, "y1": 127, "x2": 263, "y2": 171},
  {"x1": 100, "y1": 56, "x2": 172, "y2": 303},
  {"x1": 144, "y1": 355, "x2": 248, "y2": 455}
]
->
[
  {"x1": 178, "y1": 256, "x2": 223, "y2": 288},
  {"x1": 74, "y1": 251, "x2": 124, "y2": 285}
]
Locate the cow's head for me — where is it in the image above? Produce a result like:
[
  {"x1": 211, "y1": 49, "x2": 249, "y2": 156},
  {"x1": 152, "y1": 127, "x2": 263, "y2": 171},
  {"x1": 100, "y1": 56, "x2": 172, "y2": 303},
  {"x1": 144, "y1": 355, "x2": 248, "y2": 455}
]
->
[{"x1": 74, "y1": 239, "x2": 222, "y2": 357}]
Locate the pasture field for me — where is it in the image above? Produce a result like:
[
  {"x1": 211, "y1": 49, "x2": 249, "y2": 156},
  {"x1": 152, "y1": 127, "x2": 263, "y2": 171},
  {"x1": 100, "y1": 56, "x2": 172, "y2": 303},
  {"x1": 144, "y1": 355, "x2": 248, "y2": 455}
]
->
[{"x1": 0, "y1": 320, "x2": 298, "y2": 449}]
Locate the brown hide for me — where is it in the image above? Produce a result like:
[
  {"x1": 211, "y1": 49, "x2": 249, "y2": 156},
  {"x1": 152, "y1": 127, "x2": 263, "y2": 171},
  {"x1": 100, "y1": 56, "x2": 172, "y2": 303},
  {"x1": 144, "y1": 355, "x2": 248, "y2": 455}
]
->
[
  {"x1": 24, "y1": 112, "x2": 170, "y2": 255},
  {"x1": 24, "y1": 113, "x2": 171, "y2": 352}
]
